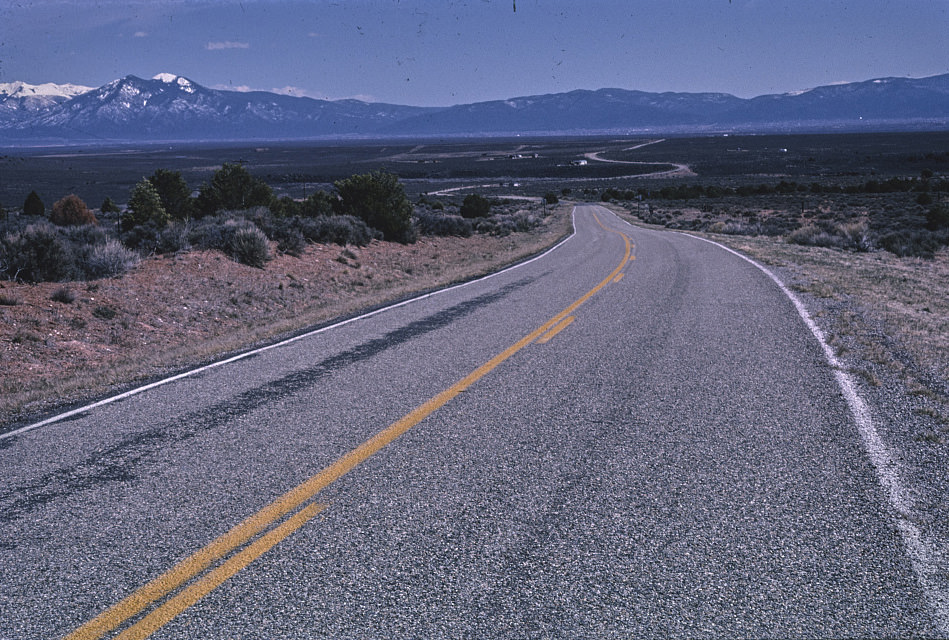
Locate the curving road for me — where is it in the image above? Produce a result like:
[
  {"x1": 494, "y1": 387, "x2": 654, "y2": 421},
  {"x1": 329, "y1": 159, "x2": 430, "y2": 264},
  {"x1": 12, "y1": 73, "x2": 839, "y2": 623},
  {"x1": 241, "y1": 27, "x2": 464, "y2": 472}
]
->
[{"x1": 0, "y1": 205, "x2": 940, "y2": 638}]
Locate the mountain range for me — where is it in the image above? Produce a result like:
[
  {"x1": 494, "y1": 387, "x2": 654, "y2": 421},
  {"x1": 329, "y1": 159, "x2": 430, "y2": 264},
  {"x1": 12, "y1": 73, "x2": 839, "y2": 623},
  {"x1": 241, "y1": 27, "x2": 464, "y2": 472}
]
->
[{"x1": 1, "y1": 72, "x2": 947, "y2": 144}]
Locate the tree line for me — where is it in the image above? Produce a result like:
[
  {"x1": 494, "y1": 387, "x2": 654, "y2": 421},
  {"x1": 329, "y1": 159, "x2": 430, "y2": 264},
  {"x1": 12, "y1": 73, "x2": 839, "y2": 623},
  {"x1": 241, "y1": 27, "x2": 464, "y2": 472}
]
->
[{"x1": 17, "y1": 164, "x2": 415, "y2": 244}]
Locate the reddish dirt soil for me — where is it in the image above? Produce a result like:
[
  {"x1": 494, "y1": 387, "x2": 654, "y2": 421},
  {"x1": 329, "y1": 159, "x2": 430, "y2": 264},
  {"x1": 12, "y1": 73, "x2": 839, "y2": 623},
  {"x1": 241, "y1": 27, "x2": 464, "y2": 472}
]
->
[{"x1": 1, "y1": 216, "x2": 569, "y2": 424}]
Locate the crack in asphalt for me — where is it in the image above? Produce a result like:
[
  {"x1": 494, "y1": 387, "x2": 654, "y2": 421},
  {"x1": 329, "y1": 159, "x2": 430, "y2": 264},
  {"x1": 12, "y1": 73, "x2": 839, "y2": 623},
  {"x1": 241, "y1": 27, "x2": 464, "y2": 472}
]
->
[{"x1": 0, "y1": 277, "x2": 535, "y2": 528}]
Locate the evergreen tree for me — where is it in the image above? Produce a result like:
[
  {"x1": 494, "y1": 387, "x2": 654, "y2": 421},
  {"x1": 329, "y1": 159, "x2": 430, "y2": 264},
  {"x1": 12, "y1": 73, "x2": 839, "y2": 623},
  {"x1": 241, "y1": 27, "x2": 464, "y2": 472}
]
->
[
  {"x1": 148, "y1": 169, "x2": 194, "y2": 220},
  {"x1": 101, "y1": 197, "x2": 121, "y2": 214},
  {"x1": 196, "y1": 163, "x2": 272, "y2": 217},
  {"x1": 333, "y1": 170, "x2": 415, "y2": 243},
  {"x1": 23, "y1": 191, "x2": 45, "y2": 217},
  {"x1": 122, "y1": 179, "x2": 169, "y2": 231},
  {"x1": 460, "y1": 193, "x2": 492, "y2": 218}
]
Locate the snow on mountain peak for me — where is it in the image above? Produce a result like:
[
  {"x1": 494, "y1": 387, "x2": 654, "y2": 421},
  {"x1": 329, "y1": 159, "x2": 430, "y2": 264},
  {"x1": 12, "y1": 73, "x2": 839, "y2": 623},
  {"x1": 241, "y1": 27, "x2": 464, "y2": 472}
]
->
[
  {"x1": 152, "y1": 73, "x2": 196, "y2": 93},
  {"x1": 0, "y1": 81, "x2": 93, "y2": 99}
]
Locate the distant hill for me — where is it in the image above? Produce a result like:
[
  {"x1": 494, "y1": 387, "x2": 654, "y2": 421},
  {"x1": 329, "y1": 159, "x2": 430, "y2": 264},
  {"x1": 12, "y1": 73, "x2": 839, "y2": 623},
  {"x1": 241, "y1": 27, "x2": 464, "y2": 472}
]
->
[
  {"x1": 383, "y1": 75, "x2": 949, "y2": 136},
  {"x1": 1, "y1": 72, "x2": 946, "y2": 144},
  {"x1": 0, "y1": 81, "x2": 93, "y2": 122}
]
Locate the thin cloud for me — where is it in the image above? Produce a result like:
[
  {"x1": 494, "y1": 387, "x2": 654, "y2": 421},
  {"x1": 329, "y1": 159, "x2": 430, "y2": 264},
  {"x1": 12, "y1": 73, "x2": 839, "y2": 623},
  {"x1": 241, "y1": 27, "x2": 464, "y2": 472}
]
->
[
  {"x1": 210, "y1": 83, "x2": 365, "y2": 102},
  {"x1": 134, "y1": 31, "x2": 148, "y2": 38},
  {"x1": 271, "y1": 85, "x2": 311, "y2": 97},
  {"x1": 213, "y1": 84, "x2": 254, "y2": 92},
  {"x1": 206, "y1": 41, "x2": 250, "y2": 50},
  {"x1": 340, "y1": 94, "x2": 376, "y2": 103}
]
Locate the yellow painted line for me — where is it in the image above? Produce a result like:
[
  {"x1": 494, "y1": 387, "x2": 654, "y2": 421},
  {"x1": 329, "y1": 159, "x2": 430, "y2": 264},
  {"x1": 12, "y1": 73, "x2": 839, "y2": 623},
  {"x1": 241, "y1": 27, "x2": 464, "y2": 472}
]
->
[
  {"x1": 113, "y1": 502, "x2": 327, "y2": 640},
  {"x1": 537, "y1": 315, "x2": 575, "y2": 344},
  {"x1": 612, "y1": 273, "x2": 624, "y2": 284},
  {"x1": 66, "y1": 208, "x2": 632, "y2": 640}
]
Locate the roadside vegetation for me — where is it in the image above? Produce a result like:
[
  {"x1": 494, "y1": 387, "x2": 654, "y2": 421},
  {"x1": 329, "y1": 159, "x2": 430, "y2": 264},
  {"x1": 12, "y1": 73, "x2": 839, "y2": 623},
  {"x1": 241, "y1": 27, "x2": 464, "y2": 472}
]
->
[
  {"x1": 0, "y1": 164, "x2": 549, "y2": 284},
  {"x1": 598, "y1": 171, "x2": 949, "y2": 364},
  {"x1": 1, "y1": 133, "x2": 945, "y2": 438},
  {"x1": 0, "y1": 165, "x2": 563, "y2": 422},
  {"x1": 597, "y1": 174, "x2": 949, "y2": 258}
]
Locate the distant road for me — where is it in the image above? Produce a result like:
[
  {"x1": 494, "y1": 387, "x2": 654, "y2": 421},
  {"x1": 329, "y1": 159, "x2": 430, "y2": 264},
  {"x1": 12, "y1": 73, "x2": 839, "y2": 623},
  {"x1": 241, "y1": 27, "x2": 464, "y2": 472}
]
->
[
  {"x1": 584, "y1": 139, "x2": 697, "y2": 177},
  {"x1": 0, "y1": 205, "x2": 939, "y2": 638}
]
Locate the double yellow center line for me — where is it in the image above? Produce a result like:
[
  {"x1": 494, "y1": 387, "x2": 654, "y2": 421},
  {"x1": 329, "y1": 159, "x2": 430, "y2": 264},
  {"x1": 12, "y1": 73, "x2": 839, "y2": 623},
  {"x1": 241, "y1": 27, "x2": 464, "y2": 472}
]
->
[{"x1": 65, "y1": 209, "x2": 632, "y2": 640}]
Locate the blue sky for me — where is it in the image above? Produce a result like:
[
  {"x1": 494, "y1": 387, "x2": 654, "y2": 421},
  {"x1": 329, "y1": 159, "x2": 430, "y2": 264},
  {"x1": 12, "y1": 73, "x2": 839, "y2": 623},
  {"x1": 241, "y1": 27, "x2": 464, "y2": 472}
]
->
[{"x1": 2, "y1": 0, "x2": 947, "y2": 106}]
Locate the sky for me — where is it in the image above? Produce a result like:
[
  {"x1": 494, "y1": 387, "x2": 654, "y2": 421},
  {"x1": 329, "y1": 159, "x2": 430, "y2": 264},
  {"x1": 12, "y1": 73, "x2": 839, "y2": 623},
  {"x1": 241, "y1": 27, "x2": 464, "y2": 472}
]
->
[{"x1": 1, "y1": 0, "x2": 947, "y2": 107}]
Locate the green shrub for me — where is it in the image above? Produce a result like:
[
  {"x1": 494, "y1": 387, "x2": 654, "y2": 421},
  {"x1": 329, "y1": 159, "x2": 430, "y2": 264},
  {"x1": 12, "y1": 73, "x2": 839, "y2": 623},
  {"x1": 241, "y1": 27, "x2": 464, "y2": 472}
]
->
[
  {"x1": 269, "y1": 196, "x2": 298, "y2": 218},
  {"x1": 926, "y1": 204, "x2": 949, "y2": 231},
  {"x1": 51, "y1": 287, "x2": 76, "y2": 304},
  {"x1": 122, "y1": 221, "x2": 191, "y2": 256},
  {"x1": 473, "y1": 211, "x2": 542, "y2": 236},
  {"x1": 224, "y1": 221, "x2": 271, "y2": 267},
  {"x1": 544, "y1": 192, "x2": 559, "y2": 205},
  {"x1": 155, "y1": 223, "x2": 192, "y2": 255},
  {"x1": 64, "y1": 223, "x2": 110, "y2": 247},
  {"x1": 601, "y1": 188, "x2": 623, "y2": 202},
  {"x1": 276, "y1": 228, "x2": 306, "y2": 256},
  {"x1": 302, "y1": 190, "x2": 337, "y2": 218},
  {"x1": 787, "y1": 225, "x2": 844, "y2": 248},
  {"x1": 269, "y1": 221, "x2": 306, "y2": 256},
  {"x1": 269, "y1": 192, "x2": 337, "y2": 219},
  {"x1": 836, "y1": 221, "x2": 874, "y2": 252},
  {"x1": 50, "y1": 194, "x2": 98, "y2": 226},
  {"x1": 244, "y1": 210, "x2": 307, "y2": 256},
  {"x1": 334, "y1": 170, "x2": 415, "y2": 243},
  {"x1": 188, "y1": 217, "x2": 228, "y2": 252},
  {"x1": 708, "y1": 220, "x2": 760, "y2": 236},
  {"x1": 121, "y1": 221, "x2": 163, "y2": 254},
  {"x1": 459, "y1": 193, "x2": 492, "y2": 219},
  {"x1": 2, "y1": 223, "x2": 76, "y2": 282},
  {"x1": 415, "y1": 211, "x2": 473, "y2": 237},
  {"x1": 81, "y1": 239, "x2": 140, "y2": 279},
  {"x1": 878, "y1": 231, "x2": 942, "y2": 258},
  {"x1": 23, "y1": 191, "x2": 45, "y2": 217},
  {"x1": 92, "y1": 305, "x2": 117, "y2": 320},
  {"x1": 297, "y1": 215, "x2": 379, "y2": 246}
]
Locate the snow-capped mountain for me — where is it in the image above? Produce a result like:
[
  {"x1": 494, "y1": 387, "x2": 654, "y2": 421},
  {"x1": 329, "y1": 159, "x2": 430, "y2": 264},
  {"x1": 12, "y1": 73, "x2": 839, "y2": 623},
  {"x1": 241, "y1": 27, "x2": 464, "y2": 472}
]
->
[
  {"x1": 1, "y1": 73, "x2": 437, "y2": 142},
  {"x1": 0, "y1": 81, "x2": 93, "y2": 121},
  {"x1": 0, "y1": 72, "x2": 946, "y2": 143}
]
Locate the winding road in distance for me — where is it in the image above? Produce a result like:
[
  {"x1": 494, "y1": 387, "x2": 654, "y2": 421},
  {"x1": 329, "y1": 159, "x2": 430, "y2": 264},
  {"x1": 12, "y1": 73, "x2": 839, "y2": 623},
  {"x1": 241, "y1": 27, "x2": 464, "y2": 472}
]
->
[{"x1": 0, "y1": 205, "x2": 940, "y2": 638}]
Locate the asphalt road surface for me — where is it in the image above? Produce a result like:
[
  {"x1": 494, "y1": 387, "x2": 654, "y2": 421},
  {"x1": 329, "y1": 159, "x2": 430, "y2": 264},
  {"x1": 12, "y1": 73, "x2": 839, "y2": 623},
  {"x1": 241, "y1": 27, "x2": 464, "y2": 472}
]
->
[{"x1": 0, "y1": 205, "x2": 940, "y2": 638}]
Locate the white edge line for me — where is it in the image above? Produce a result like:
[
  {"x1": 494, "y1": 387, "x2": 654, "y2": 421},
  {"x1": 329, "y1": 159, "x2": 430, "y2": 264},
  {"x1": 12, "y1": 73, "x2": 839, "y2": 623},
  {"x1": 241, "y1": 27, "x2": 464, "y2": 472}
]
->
[
  {"x1": 608, "y1": 208, "x2": 948, "y2": 634},
  {"x1": 2, "y1": 208, "x2": 580, "y2": 442}
]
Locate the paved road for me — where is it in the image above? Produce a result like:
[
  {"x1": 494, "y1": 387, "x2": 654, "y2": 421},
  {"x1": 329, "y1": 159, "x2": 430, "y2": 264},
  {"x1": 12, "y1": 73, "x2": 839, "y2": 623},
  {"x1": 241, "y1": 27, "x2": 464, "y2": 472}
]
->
[{"x1": 0, "y1": 205, "x2": 939, "y2": 638}]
